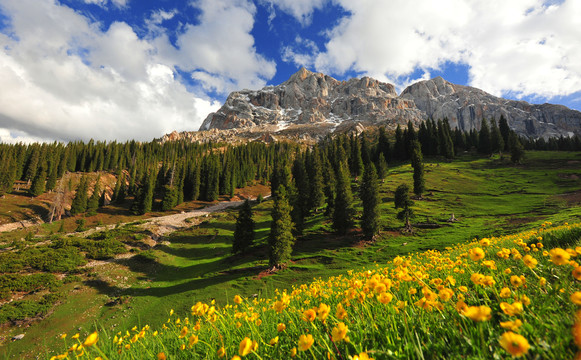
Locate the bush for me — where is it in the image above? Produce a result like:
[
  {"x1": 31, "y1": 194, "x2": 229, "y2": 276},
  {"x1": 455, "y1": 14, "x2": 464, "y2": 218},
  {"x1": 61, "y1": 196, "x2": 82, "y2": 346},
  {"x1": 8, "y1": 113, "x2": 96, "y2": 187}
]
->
[{"x1": 0, "y1": 293, "x2": 62, "y2": 324}]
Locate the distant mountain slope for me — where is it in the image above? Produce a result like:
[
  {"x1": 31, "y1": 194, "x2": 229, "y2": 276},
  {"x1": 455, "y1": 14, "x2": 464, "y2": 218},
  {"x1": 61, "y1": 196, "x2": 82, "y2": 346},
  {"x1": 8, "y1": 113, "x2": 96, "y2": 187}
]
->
[{"x1": 199, "y1": 68, "x2": 581, "y2": 139}]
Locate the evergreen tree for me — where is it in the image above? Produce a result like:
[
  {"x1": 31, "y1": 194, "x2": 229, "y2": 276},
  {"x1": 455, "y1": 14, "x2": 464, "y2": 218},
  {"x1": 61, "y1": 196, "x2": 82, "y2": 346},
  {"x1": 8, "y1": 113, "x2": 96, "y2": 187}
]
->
[
  {"x1": 478, "y1": 119, "x2": 492, "y2": 155},
  {"x1": 70, "y1": 176, "x2": 89, "y2": 216},
  {"x1": 509, "y1": 132, "x2": 525, "y2": 164},
  {"x1": 376, "y1": 153, "x2": 388, "y2": 180},
  {"x1": 29, "y1": 166, "x2": 47, "y2": 197},
  {"x1": 498, "y1": 116, "x2": 511, "y2": 151},
  {"x1": 307, "y1": 149, "x2": 325, "y2": 212},
  {"x1": 376, "y1": 126, "x2": 391, "y2": 162},
  {"x1": 232, "y1": 199, "x2": 255, "y2": 254},
  {"x1": 360, "y1": 163, "x2": 380, "y2": 240},
  {"x1": 161, "y1": 184, "x2": 178, "y2": 211},
  {"x1": 333, "y1": 162, "x2": 355, "y2": 235},
  {"x1": 86, "y1": 176, "x2": 101, "y2": 215},
  {"x1": 112, "y1": 171, "x2": 125, "y2": 204},
  {"x1": 132, "y1": 170, "x2": 156, "y2": 215},
  {"x1": 349, "y1": 134, "x2": 364, "y2": 177},
  {"x1": 268, "y1": 186, "x2": 295, "y2": 268},
  {"x1": 322, "y1": 154, "x2": 336, "y2": 217},
  {"x1": 291, "y1": 155, "x2": 309, "y2": 235},
  {"x1": 394, "y1": 125, "x2": 407, "y2": 160},
  {"x1": 46, "y1": 159, "x2": 58, "y2": 192},
  {"x1": 191, "y1": 162, "x2": 201, "y2": 201},
  {"x1": 394, "y1": 184, "x2": 414, "y2": 231},
  {"x1": 437, "y1": 119, "x2": 455, "y2": 158},
  {"x1": 490, "y1": 119, "x2": 505, "y2": 154},
  {"x1": 410, "y1": 141, "x2": 425, "y2": 198}
]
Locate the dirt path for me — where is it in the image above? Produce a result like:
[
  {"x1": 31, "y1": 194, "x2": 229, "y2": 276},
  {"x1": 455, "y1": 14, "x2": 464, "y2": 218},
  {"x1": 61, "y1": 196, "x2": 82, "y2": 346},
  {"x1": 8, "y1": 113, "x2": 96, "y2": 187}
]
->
[{"x1": 0, "y1": 217, "x2": 44, "y2": 233}]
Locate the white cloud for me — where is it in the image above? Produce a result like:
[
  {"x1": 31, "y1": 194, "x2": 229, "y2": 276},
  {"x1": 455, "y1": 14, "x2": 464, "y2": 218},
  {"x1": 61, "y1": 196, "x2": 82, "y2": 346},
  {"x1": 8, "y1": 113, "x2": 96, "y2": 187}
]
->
[
  {"x1": 301, "y1": 0, "x2": 581, "y2": 99},
  {"x1": 0, "y1": 0, "x2": 221, "y2": 142},
  {"x1": 261, "y1": 0, "x2": 328, "y2": 25},
  {"x1": 164, "y1": 0, "x2": 276, "y2": 93},
  {"x1": 84, "y1": 0, "x2": 129, "y2": 9}
]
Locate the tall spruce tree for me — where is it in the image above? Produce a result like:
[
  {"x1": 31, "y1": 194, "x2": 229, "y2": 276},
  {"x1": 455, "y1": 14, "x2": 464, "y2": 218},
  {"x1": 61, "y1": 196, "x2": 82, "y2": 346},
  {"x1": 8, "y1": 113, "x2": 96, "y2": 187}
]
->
[
  {"x1": 498, "y1": 116, "x2": 511, "y2": 151},
  {"x1": 86, "y1": 176, "x2": 101, "y2": 215},
  {"x1": 478, "y1": 119, "x2": 492, "y2": 155},
  {"x1": 307, "y1": 149, "x2": 325, "y2": 212},
  {"x1": 394, "y1": 184, "x2": 414, "y2": 232},
  {"x1": 360, "y1": 163, "x2": 380, "y2": 239},
  {"x1": 29, "y1": 166, "x2": 47, "y2": 197},
  {"x1": 268, "y1": 186, "x2": 295, "y2": 268},
  {"x1": 232, "y1": 199, "x2": 255, "y2": 254},
  {"x1": 490, "y1": 119, "x2": 505, "y2": 154},
  {"x1": 509, "y1": 132, "x2": 525, "y2": 164},
  {"x1": 333, "y1": 161, "x2": 355, "y2": 234},
  {"x1": 291, "y1": 155, "x2": 309, "y2": 235},
  {"x1": 70, "y1": 176, "x2": 89, "y2": 215},
  {"x1": 410, "y1": 141, "x2": 425, "y2": 198},
  {"x1": 376, "y1": 153, "x2": 388, "y2": 180}
]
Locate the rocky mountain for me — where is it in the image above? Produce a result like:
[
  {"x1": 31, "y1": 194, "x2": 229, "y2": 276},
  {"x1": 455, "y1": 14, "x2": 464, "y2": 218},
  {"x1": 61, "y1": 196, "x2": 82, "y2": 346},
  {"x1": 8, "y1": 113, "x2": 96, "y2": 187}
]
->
[{"x1": 197, "y1": 68, "x2": 581, "y2": 140}]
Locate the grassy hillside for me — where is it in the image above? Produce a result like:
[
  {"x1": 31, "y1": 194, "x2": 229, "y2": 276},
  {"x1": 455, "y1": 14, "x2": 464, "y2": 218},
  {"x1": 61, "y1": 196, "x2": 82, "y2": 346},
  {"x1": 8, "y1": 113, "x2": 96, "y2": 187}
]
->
[{"x1": 1, "y1": 151, "x2": 581, "y2": 358}]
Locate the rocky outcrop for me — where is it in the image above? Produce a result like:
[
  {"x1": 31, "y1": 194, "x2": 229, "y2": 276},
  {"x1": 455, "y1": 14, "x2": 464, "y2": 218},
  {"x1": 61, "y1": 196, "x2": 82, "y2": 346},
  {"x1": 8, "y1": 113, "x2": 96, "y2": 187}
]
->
[
  {"x1": 400, "y1": 77, "x2": 581, "y2": 138},
  {"x1": 200, "y1": 68, "x2": 425, "y2": 134},
  {"x1": 198, "y1": 68, "x2": 581, "y2": 140}
]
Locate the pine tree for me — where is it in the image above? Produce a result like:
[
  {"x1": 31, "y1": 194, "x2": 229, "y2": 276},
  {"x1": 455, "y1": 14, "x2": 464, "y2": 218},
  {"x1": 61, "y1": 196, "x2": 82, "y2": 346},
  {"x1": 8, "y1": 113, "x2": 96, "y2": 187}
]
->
[
  {"x1": 376, "y1": 126, "x2": 391, "y2": 162},
  {"x1": 498, "y1": 116, "x2": 511, "y2": 151},
  {"x1": 509, "y1": 132, "x2": 525, "y2": 164},
  {"x1": 360, "y1": 163, "x2": 380, "y2": 239},
  {"x1": 394, "y1": 184, "x2": 414, "y2": 232},
  {"x1": 394, "y1": 125, "x2": 407, "y2": 160},
  {"x1": 70, "y1": 176, "x2": 89, "y2": 216},
  {"x1": 86, "y1": 176, "x2": 101, "y2": 215},
  {"x1": 376, "y1": 153, "x2": 388, "y2": 180},
  {"x1": 232, "y1": 199, "x2": 255, "y2": 254},
  {"x1": 478, "y1": 119, "x2": 492, "y2": 155},
  {"x1": 191, "y1": 162, "x2": 201, "y2": 201},
  {"x1": 410, "y1": 141, "x2": 425, "y2": 198},
  {"x1": 268, "y1": 186, "x2": 295, "y2": 268},
  {"x1": 46, "y1": 158, "x2": 58, "y2": 192},
  {"x1": 490, "y1": 119, "x2": 505, "y2": 154},
  {"x1": 291, "y1": 156, "x2": 309, "y2": 235},
  {"x1": 307, "y1": 149, "x2": 325, "y2": 211},
  {"x1": 333, "y1": 162, "x2": 355, "y2": 235},
  {"x1": 29, "y1": 166, "x2": 47, "y2": 197},
  {"x1": 350, "y1": 135, "x2": 364, "y2": 177}
]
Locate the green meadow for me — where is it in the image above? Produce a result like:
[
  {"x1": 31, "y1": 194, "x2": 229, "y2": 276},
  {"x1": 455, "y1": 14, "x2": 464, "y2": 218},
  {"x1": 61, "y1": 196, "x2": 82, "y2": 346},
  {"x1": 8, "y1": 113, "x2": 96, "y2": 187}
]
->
[{"x1": 2, "y1": 151, "x2": 581, "y2": 359}]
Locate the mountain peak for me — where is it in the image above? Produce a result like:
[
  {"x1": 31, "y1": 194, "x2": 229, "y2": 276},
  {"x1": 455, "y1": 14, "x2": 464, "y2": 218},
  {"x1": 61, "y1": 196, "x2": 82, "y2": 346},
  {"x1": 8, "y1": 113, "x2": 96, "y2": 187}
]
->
[{"x1": 199, "y1": 71, "x2": 581, "y2": 140}]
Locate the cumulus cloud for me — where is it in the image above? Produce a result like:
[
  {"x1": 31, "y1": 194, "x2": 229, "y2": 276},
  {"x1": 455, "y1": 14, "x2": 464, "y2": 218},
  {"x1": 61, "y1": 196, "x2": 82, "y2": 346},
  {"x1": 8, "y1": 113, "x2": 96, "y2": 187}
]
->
[
  {"x1": 289, "y1": 0, "x2": 581, "y2": 99},
  {"x1": 165, "y1": 0, "x2": 276, "y2": 93},
  {"x1": 261, "y1": 0, "x2": 328, "y2": 25},
  {"x1": 0, "y1": 0, "x2": 278, "y2": 142},
  {"x1": 84, "y1": 0, "x2": 129, "y2": 9}
]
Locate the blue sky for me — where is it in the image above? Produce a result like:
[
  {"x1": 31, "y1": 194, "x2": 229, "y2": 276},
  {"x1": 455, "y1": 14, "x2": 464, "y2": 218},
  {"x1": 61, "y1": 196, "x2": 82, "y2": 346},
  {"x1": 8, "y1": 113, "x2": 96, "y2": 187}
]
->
[{"x1": 0, "y1": 0, "x2": 580, "y2": 142}]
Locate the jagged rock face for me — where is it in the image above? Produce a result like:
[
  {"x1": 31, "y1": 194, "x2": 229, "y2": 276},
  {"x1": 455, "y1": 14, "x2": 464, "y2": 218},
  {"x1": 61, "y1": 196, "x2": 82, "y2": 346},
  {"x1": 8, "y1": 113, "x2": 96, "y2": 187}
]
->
[
  {"x1": 200, "y1": 68, "x2": 424, "y2": 133},
  {"x1": 401, "y1": 77, "x2": 581, "y2": 138},
  {"x1": 200, "y1": 68, "x2": 581, "y2": 139}
]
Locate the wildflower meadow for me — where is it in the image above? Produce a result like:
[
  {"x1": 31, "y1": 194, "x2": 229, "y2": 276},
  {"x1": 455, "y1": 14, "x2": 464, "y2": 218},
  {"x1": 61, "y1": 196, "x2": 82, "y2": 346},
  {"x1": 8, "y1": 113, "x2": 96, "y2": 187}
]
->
[{"x1": 52, "y1": 222, "x2": 581, "y2": 359}]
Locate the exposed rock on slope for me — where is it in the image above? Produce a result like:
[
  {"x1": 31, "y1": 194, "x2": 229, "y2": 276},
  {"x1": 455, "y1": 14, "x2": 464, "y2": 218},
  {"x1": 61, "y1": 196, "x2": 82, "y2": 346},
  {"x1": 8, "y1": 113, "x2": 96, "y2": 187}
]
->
[
  {"x1": 200, "y1": 68, "x2": 424, "y2": 134},
  {"x1": 400, "y1": 77, "x2": 581, "y2": 139},
  {"x1": 197, "y1": 68, "x2": 581, "y2": 140}
]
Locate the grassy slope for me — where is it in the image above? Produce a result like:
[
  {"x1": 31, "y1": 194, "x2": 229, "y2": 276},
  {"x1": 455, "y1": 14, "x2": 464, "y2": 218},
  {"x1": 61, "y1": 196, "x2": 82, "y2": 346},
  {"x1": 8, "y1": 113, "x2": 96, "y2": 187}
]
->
[{"x1": 2, "y1": 151, "x2": 581, "y2": 359}]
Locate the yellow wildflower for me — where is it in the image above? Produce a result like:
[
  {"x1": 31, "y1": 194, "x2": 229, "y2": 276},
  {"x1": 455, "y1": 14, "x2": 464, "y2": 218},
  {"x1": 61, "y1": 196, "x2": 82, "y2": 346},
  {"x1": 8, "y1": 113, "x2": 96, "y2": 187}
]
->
[
  {"x1": 469, "y1": 247, "x2": 485, "y2": 261},
  {"x1": 500, "y1": 319, "x2": 523, "y2": 331},
  {"x1": 298, "y1": 334, "x2": 314, "y2": 351},
  {"x1": 290, "y1": 347, "x2": 297, "y2": 358},
  {"x1": 572, "y1": 292, "x2": 581, "y2": 305},
  {"x1": 157, "y1": 353, "x2": 166, "y2": 360},
  {"x1": 239, "y1": 337, "x2": 253, "y2": 357},
  {"x1": 303, "y1": 308, "x2": 316, "y2": 322},
  {"x1": 217, "y1": 347, "x2": 226, "y2": 358},
  {"x1": 234, "y1": 295, "x2": 243, "y2": 304},
  {"x1": 188, "y1": 335, "x2": 198, "y2": 348},
  {"x1": 331, "y1": 322, "x2": 348, "y2": 342},
  {"x1": 500, "y1": 287, "x2": 511, "y2": 298},
  {"x1": 500, "y1": 301, "x2": 524, "y2": 316},
  {"x1": 269, "y1": 336, "x2": 279, "y2": 346},
  {"x1": 377, "y1": 292, "x2": 393, "y2": 304},
  {"x1": 353, "y1": 352, "x2": 375, "y2": 360},
  {"x1": 499, "y1": 331, "x2": 530, "y2": 357},
  {"x1": 550, "y1": 248, "x2": 571, "y2": 265},
  {"x1": 522, "y1": 255, "x2": 537, "y2": 268},
  {"x1": 336, "y1": 303, "x2": 348, "y2": 320},
  {"x1": 317, "y1": 303, "x2": 330, "y2": 322},
  {"x1": 463, "y1": 305, "x2": 492, "y2": 321},
  {"x1": 573, "y1": 267, "x2": 581, "y2": 281},
  {"x1": 83, "y1": 332, "x2": 98, "y2": 347},
  {"x1": 277, "y1": 323, "x2": 286, "y2": 332},
  {"x1": 179, "y1": 326, "x2": 188, "y2": 339}
]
